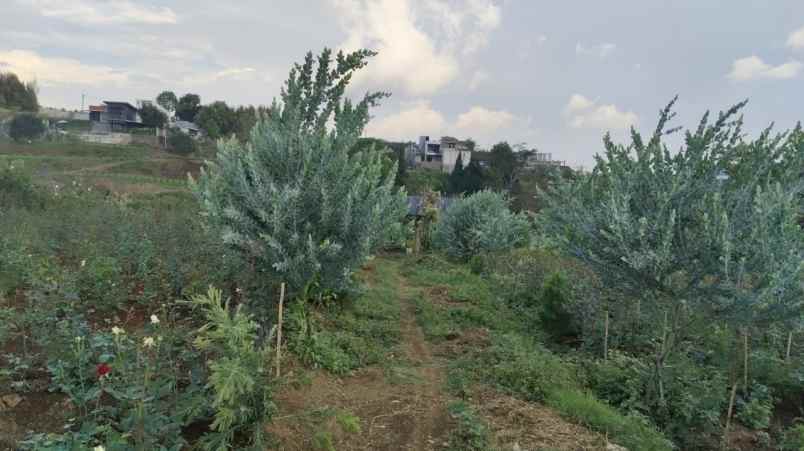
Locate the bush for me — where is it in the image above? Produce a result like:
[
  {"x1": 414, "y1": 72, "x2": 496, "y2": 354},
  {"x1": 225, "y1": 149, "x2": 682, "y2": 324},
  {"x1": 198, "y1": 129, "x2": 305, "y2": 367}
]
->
[
  {"x1": 433, "y1": 190, "x2": 530, "y2": 261},
  {"x1": 192, "y1": 48, "x2": 407, "y2": 298},
  {"x1": 538, "y1": 273, "x2": 578, "y2": 339},
  {"x1": 9, "y1": 113, "x2": 45, "y2": 142},
  {"x1": 736, "y1": 383, "x2": 773, "y2": 430},
  {"x1": 781, "y1": 423, "x2": 804, "y2": 450},
  {"x1": 0, "y1": 161, "x2": 44, "y2": 209},
  {"x1": 168, "y1": 130, "x2": 196, "y2": 154}
]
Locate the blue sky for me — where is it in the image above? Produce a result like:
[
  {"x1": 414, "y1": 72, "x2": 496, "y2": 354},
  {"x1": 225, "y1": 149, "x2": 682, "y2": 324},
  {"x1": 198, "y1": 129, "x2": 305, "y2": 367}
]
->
[{"x1": 1, "y1": 0, "x2": 803, "y2": 167}]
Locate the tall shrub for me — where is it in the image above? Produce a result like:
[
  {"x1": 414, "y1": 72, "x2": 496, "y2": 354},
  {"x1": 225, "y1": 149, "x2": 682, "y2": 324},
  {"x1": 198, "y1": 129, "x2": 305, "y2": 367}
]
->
[
  {"x1": 433, "y1": 190, "x2": 530, "y2": 260},
  {"x1": 9, "y1": 113, "x2": 45, "y2": 142},
  {"x1": 192, "y1": 48, "x2": 407, "y2": 298}
]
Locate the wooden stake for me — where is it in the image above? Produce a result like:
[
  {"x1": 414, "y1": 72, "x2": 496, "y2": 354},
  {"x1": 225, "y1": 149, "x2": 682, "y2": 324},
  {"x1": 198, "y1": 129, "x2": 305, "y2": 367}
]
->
[
  {"x1": 722, "y1": 380, "x2": 739, "y2": 450},
  {"x1": 603, "y1": 309, "x2": 609, "y2": 360},
  {"x1": 787, "y1": 331, "x2": 793, "y2": 361},
  {"x1": 743, "y1": 331, "x2": 749, "y2": 390},
  {"x1": 275, "y1": 283, "x2": 285, "y2": 378}
]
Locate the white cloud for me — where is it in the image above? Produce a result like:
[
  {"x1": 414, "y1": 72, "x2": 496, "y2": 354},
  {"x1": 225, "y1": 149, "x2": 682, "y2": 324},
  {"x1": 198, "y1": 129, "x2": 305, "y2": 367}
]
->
[
  {"x1": 19, "y1": 0, "x2": 177, "y2": 25},
  {"x1": 183, "y1": 67, "x2": 264, "y2": 86},
  {"x1": 0, "y1": 49, "x2": 127, "y2": 86},
  {"x1": 468, "y1": 70, "x2": 489, "y2": 90},
  {"x1": 330, "y1": 0, "x2": 501, "y2": 96},
  {"x1": 564, "y1": 94, "x2": 637, "y2": 131},
  {"x1": 727, "y1": 55, "x2": 802, "y2": 81},
  {"x1": 455, "y1": 106, "x2": 515, "y2": 134},
  {"x1": 787, "y1": 26, "x2": 804, "y2": 50},
  {"x1": 365, "y1": 101, "x2": 448, "y2": 141},
  {"x1": 576, "y1": 42, "x2": 617, "y2": 58},
  {"x1": 365, "y1": 102, "x2": 519, "y2": 144}
]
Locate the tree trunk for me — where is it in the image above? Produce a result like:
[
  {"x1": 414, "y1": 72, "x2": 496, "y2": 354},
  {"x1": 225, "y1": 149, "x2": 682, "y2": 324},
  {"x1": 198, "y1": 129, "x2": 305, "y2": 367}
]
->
[
  {"x1": 787, "y1": 331, "x2": 793, "y2": 361},
  {"x1": 743, "y1": 330, "x2": 749, "y2": 390},
  {"x1": 722, "y1": 380, "x2": 739, "y2": 450},
  {"x1": 603, "y1": 309, "x2": 609, "y2": 360},
  {"x1": 275, "y1": 283, "x2": 286, "y2": 378}
]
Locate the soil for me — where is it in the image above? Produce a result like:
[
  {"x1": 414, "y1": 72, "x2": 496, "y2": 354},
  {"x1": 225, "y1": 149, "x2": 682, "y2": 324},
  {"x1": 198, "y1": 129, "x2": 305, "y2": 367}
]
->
[{"x1": 268, "y1": 270, "x2": 452, "y2": 450}]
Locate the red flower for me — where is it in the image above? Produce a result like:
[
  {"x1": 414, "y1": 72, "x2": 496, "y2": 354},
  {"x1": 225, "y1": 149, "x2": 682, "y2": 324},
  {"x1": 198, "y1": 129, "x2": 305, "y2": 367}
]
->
[{"x1": 96, "y1": 363, "x2": 112, "y2": 379}]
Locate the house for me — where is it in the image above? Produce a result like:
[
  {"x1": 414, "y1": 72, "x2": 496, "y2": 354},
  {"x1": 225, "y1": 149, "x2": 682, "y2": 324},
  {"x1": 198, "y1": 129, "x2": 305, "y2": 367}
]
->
[
  {"x1": 89, "y1": 101, "x2": 142, "y2": 131},
  {"x1": 520, "y1": 151, "x2": 566, "y2": 168},
  {"x1": 414, "y1": 136, "x2": 473, "y2": 173},
  {"x1": 172, "y1": 120, "x2": 201, "y2": 137}
]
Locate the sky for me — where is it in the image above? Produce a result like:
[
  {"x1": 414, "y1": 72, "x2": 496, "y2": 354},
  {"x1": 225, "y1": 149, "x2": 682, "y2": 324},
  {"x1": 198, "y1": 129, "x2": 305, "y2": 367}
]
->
[{"x1": 1, "y1": 0, "x2": 803, "y2": 168}]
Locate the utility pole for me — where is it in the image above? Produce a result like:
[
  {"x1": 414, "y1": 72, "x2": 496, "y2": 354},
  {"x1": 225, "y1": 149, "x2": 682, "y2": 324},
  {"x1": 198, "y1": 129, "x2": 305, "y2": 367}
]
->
[{"x1": 81, "y1": 93, "x2": 86, "y2": 111}]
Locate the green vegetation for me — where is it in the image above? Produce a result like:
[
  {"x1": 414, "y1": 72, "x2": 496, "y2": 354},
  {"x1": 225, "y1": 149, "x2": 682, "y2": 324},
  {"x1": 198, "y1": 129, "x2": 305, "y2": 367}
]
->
[
  {"x1": 192, "y1": 48, "x2": 407, "y2": 300},
  {"x1": 167, "y1": 130, "x2": 197, "y2": 154},
  {"x1": 433, "y1": 190, "x2": 530, "y2": 260},
  {"x1": 9, "y1": 113, "x2": 46, "y2": 142},
  {"x1": 0, "y1": 72, "x2": 38, "y2": 111}
]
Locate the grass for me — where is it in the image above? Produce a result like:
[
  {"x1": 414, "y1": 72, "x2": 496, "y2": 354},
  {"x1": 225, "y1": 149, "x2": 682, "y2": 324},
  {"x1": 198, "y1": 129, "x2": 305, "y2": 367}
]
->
[{"x1": 402, "y1": 253, "x2": 673, "y2": 450}]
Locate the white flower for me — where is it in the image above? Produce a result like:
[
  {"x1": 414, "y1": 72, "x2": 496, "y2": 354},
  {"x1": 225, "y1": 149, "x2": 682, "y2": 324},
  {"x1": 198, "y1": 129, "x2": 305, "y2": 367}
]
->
[
  {"x1": 80, "y1": 259, "x2": 86, "y2": 268},
  {"x1": 94, "y1": 446, "x2": 105, "y2": 451},
  {"x1": 111, "y1": 326, "x2": 124, "y2": 336},
  {"x1": 74, "y1": 336, "x2": 83, "y2": 342},
  {"x1": 150, "y1": 314, "x2": 160, "y2": 325},
  {"x1": 143, "y1": 337, "x2": 155, "y2": 348}
]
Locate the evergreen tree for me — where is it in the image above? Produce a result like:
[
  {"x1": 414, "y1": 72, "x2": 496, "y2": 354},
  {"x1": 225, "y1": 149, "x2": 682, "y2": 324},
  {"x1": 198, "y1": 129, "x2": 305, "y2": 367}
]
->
[
  {"x1": 447, "y1": 153, "x2": 466, "y2": 194},
  {"x1": 192, "y1": 48, "x2": 407, "y2": 300},
  {"x1": 156, "y1": 91, "x2": 178, "y2": 115},
  {"x1": 463, "y1": 159, "x2": 486, "y2": 194}
]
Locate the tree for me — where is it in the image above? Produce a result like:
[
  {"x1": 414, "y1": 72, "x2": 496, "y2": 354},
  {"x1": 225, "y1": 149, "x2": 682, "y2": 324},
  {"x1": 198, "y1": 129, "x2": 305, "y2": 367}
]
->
[
  {"x1": 463, "y1": 159, "x2": 486, "y2": 194},
  {"x1": 139, "y1": 104, "x2": 168, "y2": 129},
  {"x1": 196, "y1": 101, "x2": 237, "y2": 140},
  {"x1": 0, "y1": 72, "x2": 38, "y2": 111},
  {"x1": 156, "y1": 91, "x2": 178, "y2": 114},
  {"x1": 489, "y1": 142, "x2": 517, "y2": 191},
  {"x1": 192, "y1": 48, "x2": 407, "y2": 301},
  {"x1": 176, "y1": 93, "x2": 201, "y2": 122},
  {"x1": 447, "y1": 153, "x2": 466, "y2": 194},
  {"x1": 9, "y1": 113, "x2": 45, "y2": 141},
  {"x1": 541, "y1": 98, "x2": 803, "y2": 410}
]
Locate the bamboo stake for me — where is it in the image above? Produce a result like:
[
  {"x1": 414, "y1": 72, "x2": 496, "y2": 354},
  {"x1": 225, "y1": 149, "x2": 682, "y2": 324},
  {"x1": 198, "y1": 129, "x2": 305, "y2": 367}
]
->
[
  {"x1": 603, "y1": 309, "x2": 609, "y2": 360},
  {"x1": 787, "y1": 331, "x2": 793, "y2": 361},
  {"x1": 743, "y1": 331, "x2": 749, "y2": 390},
  {"x1": 722, "y1": 380, "x2": 739, "y2": 450},
  {"x1": 275, "y1": 283, "x2": 285, "y2": 378}
]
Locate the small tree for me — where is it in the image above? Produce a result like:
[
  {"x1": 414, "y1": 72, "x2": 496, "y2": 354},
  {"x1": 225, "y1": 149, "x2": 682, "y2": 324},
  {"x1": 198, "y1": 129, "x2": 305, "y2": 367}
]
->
[
  {"x1": 447, "y1": 153, "x2": 466, "y2": 194},
  {"x1": 139, "y1": 104, "x2": 167, "y2": 129},
  {"x1": 541, "y1": 98, "x2": 804, "y2": 408},
  {"x1": 433, "y1": 190, "x2": 531, "y2": 260},
  {"x1": 9, "y1": 113, "x2": 45, "y2": 142},
  {"x1": 176, "y1": 93, "x2": 201, "y2": 122},
  {"x1": 156, "y1": 91, "x2": 178, "y2": 115},
  {"x1": 197, "y1": 101, "x2": 238, "y2": 140},
  {"x1": 489, "y1": 142, "x2": 517, "y2": 191},
  {"x1": 192, "y1": 48, "x2": 407, "y2": 299}
]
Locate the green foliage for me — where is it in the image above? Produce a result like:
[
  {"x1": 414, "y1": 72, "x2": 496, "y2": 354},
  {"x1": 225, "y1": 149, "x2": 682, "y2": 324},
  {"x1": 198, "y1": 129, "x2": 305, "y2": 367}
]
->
[
  {"x1": 538, "y1": 273, "x2": 578, "y2": 339},
  {"x1": 0, "y1": 72, "x2": 38, "y2": 111},
  {"x1": 447, "y1": 154, "x2": 486, "y2": 195},
  {"x1": 196, "y1": 100, "x2": 237, "y2": 140},
  {"x1": 10, "y1": 113, "x2": 46, "y2": 141},
  {"x1": 156, "y1": 90, "x2": 178, "y2": 113},
  {"x1": 479, "y1": 333, "x2": 579, "y2": 402},
  {"x1": 546, "y1": 389, "x2": 673, "y2": 451},
  {"x1": 138, "y1": 103, "x2": 167, "y2": 128},
  {"x1": 405, "y1": 168, "x2": 448, "y2": 194},
  {"x1": 736, "y1": 383, "x2": 773, "y2": 430},
  {"x1": 781, "y1": 423, "x2": 804, "y2": 451},
  {"x1": 447, "y1": 401, "x2": 491, "y2": 451},
  {"x1": 167, "y1": 130, "x2": 196, "y2": 154},
  {"x1": 433, "y1": 190, "x2": 530, "y2": 260},
  {"x1": 192, "y1": 286, "x2": 275, "y2": 450},
  {"x1": 176, "y1": 93, "x2": 201, "y2": 122},
  {"x1": 192, "y1": 48, "x2": 407, "y2": 298},
  {"x1": 0, "y1": 160, "x2": 44, "y2": 209},
  {"x1": 488, "y1": 141, "x2": 517, "y2": 190}
]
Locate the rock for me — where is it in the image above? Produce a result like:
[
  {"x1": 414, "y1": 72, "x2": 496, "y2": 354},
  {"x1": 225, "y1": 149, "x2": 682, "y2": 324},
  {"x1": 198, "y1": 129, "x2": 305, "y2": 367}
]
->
[
  {"x1": 606, "y1": 444, "x2": 628, "y2": 451},
  {"x1": 0, "y1": 394, "x2": 23, "y2": 409}
]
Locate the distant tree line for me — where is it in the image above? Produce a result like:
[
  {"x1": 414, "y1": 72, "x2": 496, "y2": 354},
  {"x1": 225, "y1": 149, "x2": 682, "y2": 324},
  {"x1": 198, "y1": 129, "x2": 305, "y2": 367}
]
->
[{"x1": 0, "y1": 72, "x2": 38, "y2": 111}]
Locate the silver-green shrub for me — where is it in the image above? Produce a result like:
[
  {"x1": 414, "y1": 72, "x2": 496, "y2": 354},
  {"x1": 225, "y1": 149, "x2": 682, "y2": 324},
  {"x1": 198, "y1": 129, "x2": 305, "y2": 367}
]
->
[
  {"x1": 433, "y1": 190, "x2": 530, "y2": 260},
  {"x1": 191, "y1": 49, "x2": 407, "y2": 297}
]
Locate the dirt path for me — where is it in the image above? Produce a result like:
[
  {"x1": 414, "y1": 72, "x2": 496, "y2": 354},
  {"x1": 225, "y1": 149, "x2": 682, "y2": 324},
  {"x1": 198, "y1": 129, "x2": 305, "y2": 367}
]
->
[{"x1": 269, "y1": 263, "x2": 451, "y2": 450}]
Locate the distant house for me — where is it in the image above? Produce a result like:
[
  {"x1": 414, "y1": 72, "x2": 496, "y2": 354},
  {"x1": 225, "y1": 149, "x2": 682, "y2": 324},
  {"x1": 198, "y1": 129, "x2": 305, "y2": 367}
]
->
[
  {"x1": 89, "y1": 101, "x2": 142, "y2": 131},
  {"x1": 519, "y1": 151, "x2": 566, "y2": 168},
  {"x1": 414, "y1": 135, "x2": 473, "y2": 173},
  {"x1": 172, "y1": 120, "x2": 201, "y2": 137}
]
